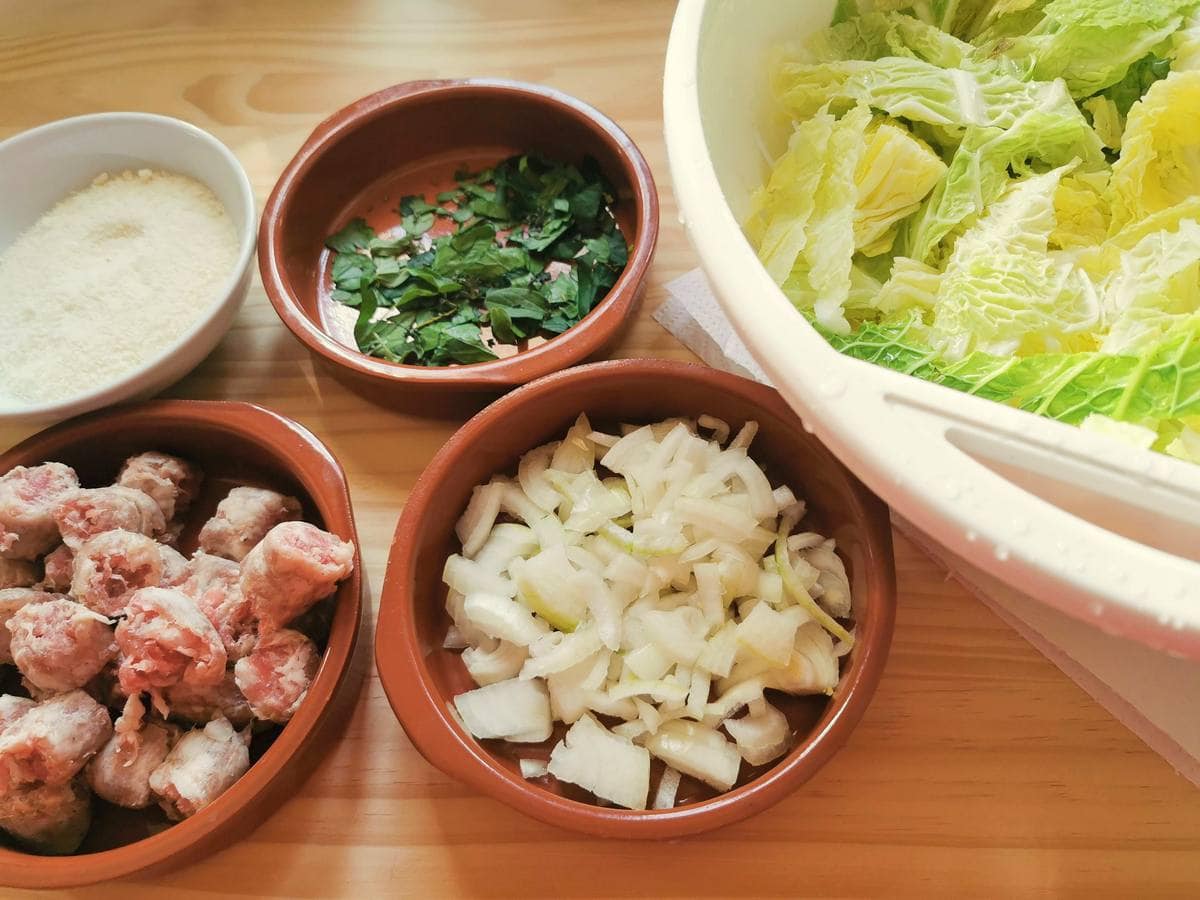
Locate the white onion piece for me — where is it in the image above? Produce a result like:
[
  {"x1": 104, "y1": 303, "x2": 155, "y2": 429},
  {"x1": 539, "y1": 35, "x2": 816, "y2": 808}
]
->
[
  {"x1": 518, "y1": 442, "x2": 561, "y2": 512},
  {"x1": 725, "y1": 700, "x2": 792, "y2": 766},
  {"x1": 463, "y1": 593, "x2": 550, "y2": 646},
  {"x1": 444, "y1": 555, "x2": 515, "y2": 599},
  {"x1": 550, "y1": 414, "x2": 594, "y2": 474},
  {"x1": 463, "y1": 640, "x2": 527, "y2": 686},
  {"x1": 652, "y1": 766, "x2": 682, "y2": 810},
  {"x1": 548, "y1": 714, "x2": 650, "y2": 810},
  {"x1": 442, "y1": 414, "x2": 853, "y2": 804},
  {"x1": 645, "y1": 721, "x2": 741, "y2": 792},
  {"x1": 443, "y1": 625, "x2": 469, "y2": 650},
  {"x1": 519, "y1": 758, "x2": 549, "y2": 779},
  {"x1": 697, "y1": 414, "x2": 730, "y2": 444},
  {"x1": 454, "y1": 678, "x2": 551, "y2": 742},
  {"x1": 456, "y1": 480, "x2": 505, "y2": 558}
]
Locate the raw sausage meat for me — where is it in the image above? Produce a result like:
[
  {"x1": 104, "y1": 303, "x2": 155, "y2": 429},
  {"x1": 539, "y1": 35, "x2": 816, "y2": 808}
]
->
[
  {"x1": 0, "y1": 463, "x2": 79, "y2": 560},
  {"x1": 0, "y1": 691, "x2": 113, "y2": 795},
  {"x1": 115, "y1": 452, "x2": 202, "y2": 523},
  {"x1": 233, "y1": 628, "x2": 319, "y2": 723},
  {"x1": 69, "y1": 530, "x2": 164, "y2": 617},
  {"x1": 240, "y1": 522, "x2": 354, "y2": 633},
  {"x1": 198, "y1": 486, "x2": 301, "y2": 562},
  {"x1": 87, "y1": 718, "x2": 177, "y2": 810},
  {"x1": 148, "y1": 717, "x2": 249, "y2": 820},
  {"x1": 7, "y1": 598, "x2": 116, "y2": 693},
  {"x1": 180, "y1": 552, "x2": 255, "y2": 661},
  {"x1": 0, "y1": 779, "x2": 91, "y2": 855},
  {"x1": 115, "y1": 588, "x2": 227, "y2": 699},
  {"x1": 54, "y1": 486, "x2": 165, "y2": 550}
]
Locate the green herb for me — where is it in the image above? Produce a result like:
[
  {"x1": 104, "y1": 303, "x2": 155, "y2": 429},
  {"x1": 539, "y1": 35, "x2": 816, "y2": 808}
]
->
[{"x1": 323, "y1": 154, "x2": 628, "y2": 367}]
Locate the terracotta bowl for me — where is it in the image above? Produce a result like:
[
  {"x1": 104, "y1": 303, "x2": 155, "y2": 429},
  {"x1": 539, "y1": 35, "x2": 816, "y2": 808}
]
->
[
  {"x1": 377, "y1": 360, "x2": 896, "y2": 838},
  {"x1": 259, "y1": 79, "x2": 659, "y2": 397},
  {"x1": 0, "y1": 401, "x2": 364, "y2": 889}
]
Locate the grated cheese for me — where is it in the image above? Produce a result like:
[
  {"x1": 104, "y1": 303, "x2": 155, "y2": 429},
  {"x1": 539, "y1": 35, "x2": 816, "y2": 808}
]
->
[{"x1": 0, "y1": 169, "x2": 239, "y2": 407}]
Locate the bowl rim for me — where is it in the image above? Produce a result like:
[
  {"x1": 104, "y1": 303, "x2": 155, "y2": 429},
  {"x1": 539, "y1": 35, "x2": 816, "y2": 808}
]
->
[
  {"x1": 0, "y1": 113, "x2": 257, "y2": 422},
  {"x1": 0, "y1": 399, "x2": 363, "y2": 888},
  {"x1": 258, "y1": 78, "x2": 660, "y2": 390},
  {"x1": 376, "y1": 358, "x2": 896, "y2": 838}
]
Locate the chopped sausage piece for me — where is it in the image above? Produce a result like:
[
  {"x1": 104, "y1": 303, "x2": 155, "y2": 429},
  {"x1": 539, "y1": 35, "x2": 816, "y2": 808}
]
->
[
  {"x1": 234, "y1": 629, "x2": 319, "y2": 723},
  {"x1": 0, "y1": 558, "x2": 38, "y2": 590},
  {"x1": 115, "y1": 452, "x2": 202, "y2": 523},
  {"x1": 198, "y1": 486, "x2": 301, "y2": 563},
  {"x1": 87, "y1": 717, "x2": 177, "y2": 810},
  {"x1": 115, "y1": 588, "x2": 227, "y2": 702},
  {"x1": 70, "y1": 530, "x2": 164, "y2": 617},
  {"x1": 148, "y1": 717, "x2": 249, "y2": 820},
  {"x1": 0, "y1": 779, "x2": 91, "y2": 855},
  {"x1": 38, "y1": 544, "x2": 74, "y2": 592},
  {"x1": 7, "y1": 598, "x2": 116, "y2": 693},
  {"x1": 112, "y1": 694, "x2": 146, "y2": 749},
  {"x1": 0, "y1": 463, "x2": 79, "y2": 561},
  {"x1": 0, "y1": 696, "x2": 36, "y2": 734},
  {"x1": 0, "y1": 589, "x2": 55, "y2": 666},
  {"x1": 158, "y1": 545, "x2": 190, "y2": 587},
  {"x1": 53, "y1": 486, "x2": 165, "y2": 551},
  {"x1": 163, "y1": 671, "x2": 253, "y2": 728},
  {"x1": 241, "y1": 522, "x2": 354, "y2": 633},
  {"x1": 0, "y1": 691, "x2": 113, "y2": 795},
  {"x1": 179, "y1": 552, "x2": 255, "y2": 661}
]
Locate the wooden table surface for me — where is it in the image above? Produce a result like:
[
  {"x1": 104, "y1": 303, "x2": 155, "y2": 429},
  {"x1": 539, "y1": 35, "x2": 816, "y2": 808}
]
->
[{"x1": 3, "y1": 2, "x2": 1198, "y2": 897}]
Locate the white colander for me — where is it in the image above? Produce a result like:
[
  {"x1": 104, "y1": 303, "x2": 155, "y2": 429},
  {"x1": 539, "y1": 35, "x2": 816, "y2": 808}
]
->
[{"x1": 663, "y1": 0, "x2": 1200, "y2": 656}]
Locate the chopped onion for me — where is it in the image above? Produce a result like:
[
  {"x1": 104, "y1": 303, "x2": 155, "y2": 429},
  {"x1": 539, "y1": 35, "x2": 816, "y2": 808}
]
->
[
  {"x1": 547, "y1": 714, "x2": 650, "y2": 810},
  {"x1": 519, "y1": 758, "x2": 549, "y2": 779},
  {"x1": 442, "y1": 414, "x2": 855, "y2": 804},
  {"x1": 652, "y1": 766, "x2": 683, "y2": 809}
]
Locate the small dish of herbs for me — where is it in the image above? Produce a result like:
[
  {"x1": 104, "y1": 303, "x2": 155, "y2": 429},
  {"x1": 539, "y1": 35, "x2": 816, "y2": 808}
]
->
[{"x1": 323, "y1": 154, "x2": 630, "y2": 366}]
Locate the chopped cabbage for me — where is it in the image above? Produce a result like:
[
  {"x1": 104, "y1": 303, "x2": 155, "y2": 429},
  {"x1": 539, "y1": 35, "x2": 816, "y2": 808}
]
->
[{"x1": 748, "y1": 3, "x2": 1200, "y2": 457}]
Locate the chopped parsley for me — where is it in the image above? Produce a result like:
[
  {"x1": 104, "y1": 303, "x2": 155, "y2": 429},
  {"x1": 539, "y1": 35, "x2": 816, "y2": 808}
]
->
[{"x1": 324, "y1": 154, "x2": 629, "y2": 366}]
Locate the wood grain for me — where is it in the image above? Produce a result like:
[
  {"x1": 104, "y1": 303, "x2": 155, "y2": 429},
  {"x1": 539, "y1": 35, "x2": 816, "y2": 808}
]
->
[{"x1": 2, "y1": 2, "x2": 1198, "y2": 896}]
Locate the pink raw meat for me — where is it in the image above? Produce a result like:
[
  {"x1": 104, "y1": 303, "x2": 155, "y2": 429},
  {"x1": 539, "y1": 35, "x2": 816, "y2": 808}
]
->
[
  {"x1": 53, "y1": 486, "x2": 165, "y2": 550},
  {"x1": 0, "y1": 691, "x2": 113, "y2": 796},
  {"x1": 70, "y1": 530, "x2": 164, "y2": 617},
  {"x1": 180, "y1": 552, "x2": 256, "y2": 661},
  {"x1": 234, "y1": 628, "x2": 319, "y2": 723},
  {"x1": 240, "y1": 522, "x2": 354, "y2": 633},
  {"x1": 0, "y1": 463, "x2": 79, "y2": 561},
  {"x1": 163, "y1": 671, "x2": 252, "y2": 728},
  {"x1": 38, "y1": 544, "x2": 74, "y2": 592},
  {"x1": 197, "y1": 486, "x2": 301, "y2": 562},
  {"x1": 0, "y1": 779, "x2": 91, "y2": 854},
  {"x1": 0, "y1": 558, "x2": 38, "y2": 590},
  {"x1": 148, "y1": 717, "x2": 249, "y2": 820},
  {"x1": 7, "y1": 598, "x2": 116, "y2": 692},
  {"x1": 116, "y1": 452, "x2": 202, "y2": 523},
  {"x1": 88, "y1": 715, "x2": 177, "y2": 810},
  {"x1": 115, "y1": 588, "x2": 227, "y2": 700}
]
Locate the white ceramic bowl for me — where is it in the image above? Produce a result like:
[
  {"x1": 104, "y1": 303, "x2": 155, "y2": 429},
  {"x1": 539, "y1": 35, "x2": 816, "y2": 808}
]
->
[
  {"x1": 664, "y1": 0, "x2": 1200, "y2": 656},
  {"x1": 0, "y1": 113, "x2": 256, "y2": 427}
]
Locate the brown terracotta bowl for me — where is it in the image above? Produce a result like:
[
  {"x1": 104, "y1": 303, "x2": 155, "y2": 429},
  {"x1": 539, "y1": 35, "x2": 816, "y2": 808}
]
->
[
  {"x1": 377, "y1": 359, "x2": 896, "y2": 837},
  {"x1": 0, "y1": 400, "x2": 364, "y2": 889},
  {"x1": 259, "y1": 79, "x2": 659, "y2": 398}
]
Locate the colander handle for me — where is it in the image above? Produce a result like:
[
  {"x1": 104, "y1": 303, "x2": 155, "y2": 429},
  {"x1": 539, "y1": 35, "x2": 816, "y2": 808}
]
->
[{"x1": 805, "y1": 377, "x2": 1200, "y2": 657}]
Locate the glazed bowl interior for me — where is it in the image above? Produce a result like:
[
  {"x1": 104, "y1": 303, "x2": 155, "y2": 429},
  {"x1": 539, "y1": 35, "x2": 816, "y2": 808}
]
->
[
  {"x1": 261, "y1": 79, "x2": 657, "y2": 390},
  {"x1": 379, "y1": 360, "x2": 895, "y2": 837},
  {"x1": 0, "y1": 401, "x2": 362, "y2": 889}
]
